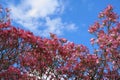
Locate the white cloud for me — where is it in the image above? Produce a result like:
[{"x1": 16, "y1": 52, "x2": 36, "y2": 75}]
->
[
  {"x1": 45, "y1": 17, "x2": 64, "y2": 35},
  {"x1": 66, "y1": 23, "x2": 77, "y2": 31},
  {"x1": 37, "y1": 17, "x2": 77, "y2": 36},
  {"x1": 8, "y1": 0, "x2": 77, "y2": 37},
  {"x1": 10, "y1": 0, "x2": 62, "y2": 18}
]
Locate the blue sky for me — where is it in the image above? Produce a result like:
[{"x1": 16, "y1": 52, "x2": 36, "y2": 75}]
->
[{"x1": 0, "y1": 0, "x2": 120, "y2": 53}]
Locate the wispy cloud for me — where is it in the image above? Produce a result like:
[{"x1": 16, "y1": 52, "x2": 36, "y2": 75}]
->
[
  {"x1": 43, "y1": 17, "x2": 77, "y2": 36},
  {"x1": 7, "y1": 0, "x2": 77, "y2": 37},
  {"x1": 81, "y1": 0, "x2": 95, "y2": 12}
]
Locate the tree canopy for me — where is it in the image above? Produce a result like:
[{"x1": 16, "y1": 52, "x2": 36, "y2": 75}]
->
[{"x1": 0, "y1": 5, "x2": 120, "y2": 80}]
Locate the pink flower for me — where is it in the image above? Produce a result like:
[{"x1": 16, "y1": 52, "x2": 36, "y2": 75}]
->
[
  {"x1": 59, "y1": 38, "x2": 67, "y2": 43},
  {"x1": 90, "y1": 38, "x2": 95, "y2": 45},
  {"x1": 96, "y1": 59, "x2": 99, "y2": 64}
]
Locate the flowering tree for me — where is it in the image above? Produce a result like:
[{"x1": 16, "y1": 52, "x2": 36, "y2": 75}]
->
[{"x1": 0, "y1": 5, "x2": 120, "y2": 80}]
